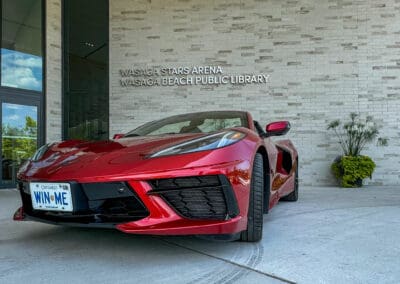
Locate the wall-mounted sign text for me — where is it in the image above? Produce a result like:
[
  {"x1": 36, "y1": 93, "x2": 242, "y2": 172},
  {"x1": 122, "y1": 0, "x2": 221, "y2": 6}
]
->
[{"x1": 119, "y1": 66, "x2": 269, "y2": 87}]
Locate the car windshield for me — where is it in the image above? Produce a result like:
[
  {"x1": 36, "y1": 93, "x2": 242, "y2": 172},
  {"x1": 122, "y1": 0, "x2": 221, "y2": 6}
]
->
[{"x1": 125, "y1": 111, "x2": 249, "y2": 136}]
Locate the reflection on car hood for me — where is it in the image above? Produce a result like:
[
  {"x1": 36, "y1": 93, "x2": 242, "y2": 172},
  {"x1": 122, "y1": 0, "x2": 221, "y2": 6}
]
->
[{"x1": 17, "y1": 133, "x2": 208, "y2": 180}]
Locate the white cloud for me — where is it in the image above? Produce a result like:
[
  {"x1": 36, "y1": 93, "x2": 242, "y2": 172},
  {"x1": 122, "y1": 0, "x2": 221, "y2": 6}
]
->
[
  {"x1": 1, "y1": 66, "x2": 41, "y2": 90},
  {"x1": 6, "y1": 114, "x2": 20, "y2": 121},
  {"x1": 2, "y1": 51, "x2": 42, "y2": 68},
  {"x1": 4, "y1": 104, "x2": 23, "y2": 110},
  {"x1": 14, "y1": 56, "x2": 42, "y2": 68}
]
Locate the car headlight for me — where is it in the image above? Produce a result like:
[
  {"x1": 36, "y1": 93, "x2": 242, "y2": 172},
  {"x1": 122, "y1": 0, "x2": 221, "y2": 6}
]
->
[
  {"x1": 31, "y1": 143, "x2": 52, "y2": 161},
  {"x1": 149, "y1": 131, "x2": 246, "y2": 158}
]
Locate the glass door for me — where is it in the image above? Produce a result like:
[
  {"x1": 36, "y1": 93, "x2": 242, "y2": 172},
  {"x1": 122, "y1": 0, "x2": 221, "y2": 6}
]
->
[
  {"x1": 1, "y1": 100, "x2": 40, "y2": 187},
  {"x1": 0, "y1": 0, "x2": 44, "y2": 188}
]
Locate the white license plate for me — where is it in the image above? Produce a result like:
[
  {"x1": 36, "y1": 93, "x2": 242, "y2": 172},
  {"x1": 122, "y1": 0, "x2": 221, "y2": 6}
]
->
[{"x1": 30, "y1": 182, "x2": 73, "y2": 212}]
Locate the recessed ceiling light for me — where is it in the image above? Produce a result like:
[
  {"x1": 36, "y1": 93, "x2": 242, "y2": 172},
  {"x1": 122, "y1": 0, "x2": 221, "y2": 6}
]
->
[{"x1": 83, "y1": 42, "x2": 95, "y2": 47}]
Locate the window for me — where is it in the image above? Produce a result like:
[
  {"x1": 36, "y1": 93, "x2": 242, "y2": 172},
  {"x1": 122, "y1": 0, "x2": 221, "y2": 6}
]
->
[
  {"x1": 63, "y1": 0, "x2": 109, "y2": 141},
  {"x1": 1, "y1": 0, "x2": 43, "y2": 91},
  {"x1": 2, "y1": 102, "x2": 38, "y2": 183}
]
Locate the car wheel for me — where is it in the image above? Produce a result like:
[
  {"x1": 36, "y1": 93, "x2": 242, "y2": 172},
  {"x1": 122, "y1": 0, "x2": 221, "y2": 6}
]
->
[
  {"x1": 240, "y1": 153, "x2": 264, "y2": 242},
  {"x1": 281, "y1": 160, "x2": 298, "y2": 202}
]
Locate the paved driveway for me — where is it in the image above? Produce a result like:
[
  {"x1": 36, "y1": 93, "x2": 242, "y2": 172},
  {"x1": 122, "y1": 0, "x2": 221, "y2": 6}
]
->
[{"x1": 1, "y1": 186, "x2": 399, "y2": 284}]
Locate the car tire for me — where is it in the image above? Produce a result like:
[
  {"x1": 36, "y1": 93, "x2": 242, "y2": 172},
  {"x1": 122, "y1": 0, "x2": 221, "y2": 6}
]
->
[
  {"x1": 240, "y1": 153, "x2": 264, "y2": 242},
  {"x1": 281, "y1": 160, "x2": 298, "y2": 202}
]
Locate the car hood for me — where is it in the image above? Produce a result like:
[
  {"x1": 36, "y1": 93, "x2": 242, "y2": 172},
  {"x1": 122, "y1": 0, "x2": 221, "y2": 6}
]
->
[{"x1": 18, "y1": 133, "x2": 208, "y2": 181}]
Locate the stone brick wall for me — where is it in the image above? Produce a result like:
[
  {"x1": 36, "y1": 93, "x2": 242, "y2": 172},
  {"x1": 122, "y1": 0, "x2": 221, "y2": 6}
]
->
[
  {"x1": 110, "y1": 0, "x2": 400, "y2": 186},
  {"x1": 45, "y1": 0, "x2": 62, "y2": 142}
]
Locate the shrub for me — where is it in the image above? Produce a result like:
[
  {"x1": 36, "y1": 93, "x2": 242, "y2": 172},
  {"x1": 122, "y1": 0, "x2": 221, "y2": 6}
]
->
[{"x1": 331, "y1": 156, "x2": 376, "y2": 188}]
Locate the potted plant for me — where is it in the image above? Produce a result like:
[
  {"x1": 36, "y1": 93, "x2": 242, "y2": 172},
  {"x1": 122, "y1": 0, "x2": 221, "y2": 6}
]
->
[{"x1": 327, "y1": 113, "x2": 387, "y2": 187}]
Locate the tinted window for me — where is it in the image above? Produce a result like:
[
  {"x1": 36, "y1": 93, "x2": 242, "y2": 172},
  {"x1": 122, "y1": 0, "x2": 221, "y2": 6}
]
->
[{"x1": 63, "y1": 0, "x2": 109, "y2": 140}]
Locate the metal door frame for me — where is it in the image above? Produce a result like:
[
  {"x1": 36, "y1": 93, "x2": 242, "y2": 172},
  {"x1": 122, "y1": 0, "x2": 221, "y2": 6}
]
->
[{"x1": 0, "y1": 0, "x2": 46, "y2": 188}]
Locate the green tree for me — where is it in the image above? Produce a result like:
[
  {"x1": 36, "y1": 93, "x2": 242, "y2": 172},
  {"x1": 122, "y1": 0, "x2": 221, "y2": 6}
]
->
[{"x1": 2, "y1": 116, "x2": 37, "y2": 163}]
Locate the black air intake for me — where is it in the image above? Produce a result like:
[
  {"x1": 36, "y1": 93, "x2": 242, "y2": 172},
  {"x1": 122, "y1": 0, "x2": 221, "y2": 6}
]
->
[{"x1": 148, "y1": 175, "x2": 239, "y2": 220}]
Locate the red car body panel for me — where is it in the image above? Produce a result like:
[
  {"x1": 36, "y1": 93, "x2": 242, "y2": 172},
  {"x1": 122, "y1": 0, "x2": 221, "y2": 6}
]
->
[{"x1": 14, "y1": 111, "x2": 298, "y2": 236}]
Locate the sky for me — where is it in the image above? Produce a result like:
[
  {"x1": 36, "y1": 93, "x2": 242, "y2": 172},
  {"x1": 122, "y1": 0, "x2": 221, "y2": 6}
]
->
[
  {"x1": 2, "y1": 103, "x2": 37, "y2": 130},
  {"x1": 1, "y1": 48, "x2": 42, "y2": 92}
]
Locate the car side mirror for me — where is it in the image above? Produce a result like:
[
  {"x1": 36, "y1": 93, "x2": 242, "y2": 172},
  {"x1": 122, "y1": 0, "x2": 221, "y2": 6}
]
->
[
  {"x1": 113, "y1": 133, "x2": 125, "y2": 140},
  {"x1": 265, "y1": 121, "x2": 291, "y2": 137}
]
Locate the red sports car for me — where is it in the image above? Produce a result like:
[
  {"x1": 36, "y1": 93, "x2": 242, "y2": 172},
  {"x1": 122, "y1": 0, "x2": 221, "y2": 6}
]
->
[{"x1": 14, "y1": 111, "x2": 298, "y2": 242}]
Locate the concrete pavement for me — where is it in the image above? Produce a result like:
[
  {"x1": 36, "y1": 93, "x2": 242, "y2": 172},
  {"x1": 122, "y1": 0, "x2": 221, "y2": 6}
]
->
[{"x1": 1, "y1": 186, "x2": 399, "y2": 284}]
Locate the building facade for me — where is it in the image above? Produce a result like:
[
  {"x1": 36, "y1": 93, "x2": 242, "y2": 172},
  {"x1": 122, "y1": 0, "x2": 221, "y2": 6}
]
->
[{"x1": 1, "y1": 0, "x2": 399, "y2": 187}]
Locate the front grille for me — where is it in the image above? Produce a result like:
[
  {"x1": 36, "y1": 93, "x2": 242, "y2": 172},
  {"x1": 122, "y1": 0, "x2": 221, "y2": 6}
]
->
[
  {"x1": 148, "y1": 175, "x2": 238, "y2": 220},
  {"x1": 18, "y1": 181, "x2": 149, "y2": 224}
]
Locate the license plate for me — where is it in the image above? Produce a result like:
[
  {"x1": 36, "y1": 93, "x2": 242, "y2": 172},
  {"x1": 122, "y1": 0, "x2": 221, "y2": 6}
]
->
[{"x1": 30, "y1": 182, "x2": 73, "y2": 212}]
